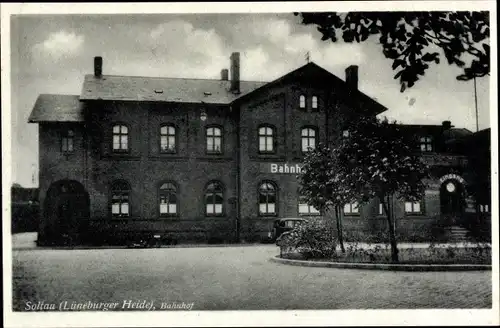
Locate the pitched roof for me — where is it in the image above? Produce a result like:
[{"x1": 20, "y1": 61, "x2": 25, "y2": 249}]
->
[
  {"x1": 233, "y1": 62, "x2": 388, "y2": 115},
  {"x1": 28, "y1": 94, "x2": 84, "y2": 123},
  {"x1": 80, "y1": 74, "x2": 267, "y2": 104}
]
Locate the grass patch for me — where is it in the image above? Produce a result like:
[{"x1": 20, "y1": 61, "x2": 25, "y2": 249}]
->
[{"x1": 281, "y1": 244, "x2": 491, "y2": 265}]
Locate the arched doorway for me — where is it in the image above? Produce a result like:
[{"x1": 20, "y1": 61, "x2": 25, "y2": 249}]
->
[
  {"x1": 43, "y1": 180, "x2": 90, "y2": 246},
  {"x1": 439, "y1": 178, "x2": 465, "y2": 224}
]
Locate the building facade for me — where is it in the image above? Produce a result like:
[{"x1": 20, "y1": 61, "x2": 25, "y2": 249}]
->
[{"x1": 28, "y1": 53, "x2": 489, "y2": 245}]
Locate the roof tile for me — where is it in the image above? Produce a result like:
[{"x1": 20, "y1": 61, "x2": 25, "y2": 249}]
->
[
  {"x1": 80, "y1": 75, "x2": 267, "y2": 103},
  {"x1": 28, "y1": 94, "x2": 84, "y2": 123}
]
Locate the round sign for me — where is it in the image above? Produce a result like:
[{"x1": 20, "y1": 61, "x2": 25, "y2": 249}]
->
[{"x1": 446, "y1": 182, "x2": 456, "y2": 193}]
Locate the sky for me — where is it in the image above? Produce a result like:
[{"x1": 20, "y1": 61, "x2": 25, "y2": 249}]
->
[{"x1": 9, "y1": 13, "x2": 491, "y2": 187}]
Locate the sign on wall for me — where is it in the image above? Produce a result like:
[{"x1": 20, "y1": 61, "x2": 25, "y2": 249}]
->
[
  {"x1": 260, "y1": 163, "x2": 303, "y2": 174},
  {"x1": 439, "y1": 173, "x2": 466, "y2": 185}
]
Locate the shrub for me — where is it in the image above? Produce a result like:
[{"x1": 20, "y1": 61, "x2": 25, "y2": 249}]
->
[{"x1": 276, "y1": 220, "x2": 337, "y2": 258}]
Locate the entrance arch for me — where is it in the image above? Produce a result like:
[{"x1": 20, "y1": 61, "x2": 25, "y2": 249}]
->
[
  {"x1": 439, "y1": 178, "x2": 465, "y2": 225},
  {"x1": 43, "y1": 180, "x2": 90, "y2": 245}
]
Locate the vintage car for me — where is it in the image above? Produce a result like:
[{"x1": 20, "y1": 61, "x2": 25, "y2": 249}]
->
[{"x1": 271, "y1": 217, "x2": 307, "y2": 242}]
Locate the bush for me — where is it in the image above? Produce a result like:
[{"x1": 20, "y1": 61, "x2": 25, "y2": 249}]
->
[
  {"x1": 276, "y1": 220, "x2": 337, "y2": 258},
  {"x1": 11, "y1": 203, "x2": 39, "y2": 233}
]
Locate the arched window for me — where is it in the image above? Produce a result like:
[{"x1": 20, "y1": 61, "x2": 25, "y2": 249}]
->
[
  {"x1": 206, "y1": 126, "x2": 223, "y2": 154},
  {"x1": 112, "y1": 124, "x2": 129, "y2": 152},
  {"x1": 298, "y1": 191, "x2": 320, "y2": 215},
  {"x1": 111, "y1": 180, "x2": 130, "y2": 217},
  {"x1": 205, "y1": 181, "x2": 224, "y2": 215},
  {"x1": 259, "y1": 181, "x2": 277, "y2": 216},
  {"x1": 301, "y1": 127, "x2": 317, "y2": 152},
  {"x1": 61, "y1": 129, "x2": 74, "y2": 153},
  {"x1": 299, "y1": 95, "x2": 306, "y2": 109},
  {"x1": 160, "y1": 124, "x2": 176, "y2": 153},
  {"x1": 159, "y1": 182, "x2": 177, "y2": 216},
  {"x1": 258, "y1": 125, "x2": 275, "y2": 153},
  {"x1": 311, "y1": 96, "x2": 318, "y2": 110}
]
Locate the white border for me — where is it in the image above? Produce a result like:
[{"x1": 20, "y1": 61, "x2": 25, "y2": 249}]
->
[{"x1": 2, "y1": 2, "x2": 498, "y2": 327}]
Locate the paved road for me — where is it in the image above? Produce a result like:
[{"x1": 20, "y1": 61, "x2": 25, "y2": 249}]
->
[{"x1": 12, "y1": 245, "x2": 492, "y2": 311}]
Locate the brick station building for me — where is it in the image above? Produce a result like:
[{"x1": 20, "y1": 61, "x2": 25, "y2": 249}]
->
[{"x1": 28, "y1": 53, "x2": 490, "y2": 245}]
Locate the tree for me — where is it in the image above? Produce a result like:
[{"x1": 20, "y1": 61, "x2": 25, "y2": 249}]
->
[
  {"x1": 295, "y1": 11, "x2": 490, "y2": 91},
  {"x1": 339, "y1": 116, "x2": 429, "y2": 262},
  {"x1": 299, "y1": 143, "x2": 355, "y2": 253},
  {"x1": 300, "y1": 116, "x2": 429, "y2": 262}
]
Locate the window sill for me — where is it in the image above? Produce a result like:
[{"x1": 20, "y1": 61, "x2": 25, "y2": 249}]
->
[
  {"x1": 205, "y1": 214, "x2": 226, "y2": 218},
  {"x1": 404, "y1": 212, "x2": 425, "y2": 216},
  {"x1": 299, "y1": 213, "x2": 321, "y2": 216},
  {"x1": 344, "y1": 213, "x2": 361, "y2": 217},
  {"x1": 159, "y1": 215, "x2": 179, "y2": 218},
  {"x1": 258, "y1": 213, "x2": 278, "y2": 218}
]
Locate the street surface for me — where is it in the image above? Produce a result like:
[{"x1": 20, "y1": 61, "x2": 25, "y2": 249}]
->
[{"x1": 12, "y1": 235, "x2": 492, "y2": 310}]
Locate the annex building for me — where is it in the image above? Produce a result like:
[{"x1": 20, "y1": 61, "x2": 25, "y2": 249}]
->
[{"x1": 28, "y1": 53, "x2": 491, "y2": 245}]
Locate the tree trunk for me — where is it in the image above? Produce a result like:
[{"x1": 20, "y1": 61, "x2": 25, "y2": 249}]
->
[
  {"x1": 381, "y1": 195, "x2": 399, "y2": 263},
  {"x1": 335, "y1": 205, "x2": 345, "y2": 253}
]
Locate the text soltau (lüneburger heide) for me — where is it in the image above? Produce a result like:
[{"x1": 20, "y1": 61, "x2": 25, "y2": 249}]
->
[{"x1": 24, "y1": 300, "x2": 194, "y2": 311}]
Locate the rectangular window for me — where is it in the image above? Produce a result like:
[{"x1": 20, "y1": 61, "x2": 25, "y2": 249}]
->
[
  {"x1": 405, "y1": 201, "x2": 422, "y2": 214},
  {"x1": 61, "y1": 130, "x2": 74, "y2": 153},
  {"x1": 206, "y1": 127, "x2": 223, "y2": 154},
  {"x1": 258, "y1": 126, "x2": 275, "y2": 153},
  {"x1": 344, "y1": 202, "x2": 359, "y2": 215},
  {"x1": 298, "y1": 195, "x2": 320, "y2": 215},
  {"x1": 479, "y1": 204, "x2": 490, "y2": 213},
  {"x1": 379, "y1": 203, "x2": 384, "y2": 215},
  {"x1": 160, "y1": 125, "x2": 176, "y2": 153},
  {"x1": 112, "y1": 125, "x2": 129, "y2": 152},
  {"x1": 419, "y1": 136, "x2": 433, "y2": 152},
  {"x1": 301, "y1": 128, "x2": 317, "y2": 152}
]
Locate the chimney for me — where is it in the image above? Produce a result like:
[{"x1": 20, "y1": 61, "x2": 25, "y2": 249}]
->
[
  {"x1": 230, "y1": 52, "x2": 240, "y2": 94},
  {"x1": 94, "y1": 56, "x2": 103, "y2": 78},
  {"x1": 442, "y1": 120, "x2": 452, "y2": 130},
  {"x1": 221, "y1": 69, "x2": 229, "y2": 81},
  {"x1": 345, "y1": 65, "x2": 358, "y2": 90}
]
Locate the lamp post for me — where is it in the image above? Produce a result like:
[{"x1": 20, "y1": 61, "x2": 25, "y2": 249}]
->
[
  {"x1": 473, "y1": 76, "x2": 479, "y2": 132},
  {"x1": 200, "y1": 110, "x2": 207, "y2": 122}
]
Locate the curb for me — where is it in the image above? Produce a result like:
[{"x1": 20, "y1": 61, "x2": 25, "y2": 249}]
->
[
  {"x1": 270, "y1": 256, "x2": 492, "y2": 272},
  {"x1": 12, "y1": 243, "x2": 271, "y2": 251}
]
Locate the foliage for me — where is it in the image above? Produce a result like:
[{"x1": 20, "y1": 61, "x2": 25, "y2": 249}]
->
[
  {"x1": 299, "y1": 115, "x2": 430, "y2": 262},
  {"x1": 295, "y1": 11, "x2": 490, "y2": 91},
  {"x1": 337, "y1": 116, "x2": 429, "y2": 203},
  {"x1": 299, "y1": 143, "x2": 354, "y2": 252},
  {"x1": 276, "y1": 220, "x2": 337, "y2": 258},
  {"x1": 300, "y1": 144, "x2": 356, "y2": 211},
  {"x1": 283, "y1": 242, "x2": 491, "y2": 265}
]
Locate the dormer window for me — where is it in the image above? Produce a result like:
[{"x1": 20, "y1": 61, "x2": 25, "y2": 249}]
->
[{"x1": 419, "y1": 136, "x2": 433, "y2": 152}]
